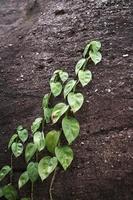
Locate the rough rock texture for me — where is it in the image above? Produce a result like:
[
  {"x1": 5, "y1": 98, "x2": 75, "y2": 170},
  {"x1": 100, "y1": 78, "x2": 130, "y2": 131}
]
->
[{"x1": 0, "y1": 0, "x2": 133, "y2": 199}]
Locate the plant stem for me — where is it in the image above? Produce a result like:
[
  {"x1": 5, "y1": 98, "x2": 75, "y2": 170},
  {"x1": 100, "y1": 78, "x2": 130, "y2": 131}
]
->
[
  {"x1": 49, "y1": 167, "x2": 58, "y2": 200},
  {"x1": 31, "y1": 182, "x2": 34, "y2": 200},
  {"x1": 10, "y1": 154, "x2": 13, "y2": 183}
]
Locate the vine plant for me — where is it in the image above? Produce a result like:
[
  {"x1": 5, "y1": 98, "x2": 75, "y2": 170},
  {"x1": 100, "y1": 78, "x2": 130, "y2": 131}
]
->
[{"x1": 0, "y1": 40, "x2": 102, "y2": 200}]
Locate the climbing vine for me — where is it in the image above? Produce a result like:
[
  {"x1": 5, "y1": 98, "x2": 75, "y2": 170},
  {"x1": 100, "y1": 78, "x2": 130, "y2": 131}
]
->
[{"x1": 0, "y1": 40, "x2": 102, "y2": 200}]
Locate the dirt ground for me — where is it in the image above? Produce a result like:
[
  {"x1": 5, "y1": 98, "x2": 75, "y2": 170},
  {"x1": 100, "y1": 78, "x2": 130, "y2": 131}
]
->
[{"x1": 0, "y1": 0, "x2": 133, "y2": 199}]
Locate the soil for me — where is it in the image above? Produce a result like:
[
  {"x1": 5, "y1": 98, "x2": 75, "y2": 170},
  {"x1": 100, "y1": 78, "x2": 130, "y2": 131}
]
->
[{"x1": 0, "y1": 0, "x2": 133, "y2": 200}]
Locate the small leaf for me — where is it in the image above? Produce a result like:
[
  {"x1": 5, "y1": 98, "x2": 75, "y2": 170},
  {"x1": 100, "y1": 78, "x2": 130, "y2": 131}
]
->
[
  {"x1": 3, "y1": 184, "x2": 18, "y2": 200},
  {"x1": 46, "y1": 130, "x2": 60, "y2": 153},
  {"x1": 75, "y1": 58, "x2": 86, "y2": 75},
  {"x1": 0, "y1": 166, "x2": 11, "y2": 182},
  {"x1": 67, "y1": 92, "x2": 84, "y2": 113},
  {"x1": 83, "y1": 43, "x2": 91, "y2": 58},
  {"x1": 18, "y1": 171, "x2": 29, "y2": 189},
  {"x1": 8, "y1": 134, "x2": 18, "y2": 149},
  {"x1": 33, "y1": 132, "x2": 45, "y2": 152},
  {"x1": 90, "y1": 41, "x2": 101, "y2": 52},
  {"x1": 50, "y1": 82, "x2": 62, "y2": 97},
  {"x1": 83, "y1": 41, "x2": 101, "y2": 58},
  {"x1": 18, "y1": 129, "x2": 28, "y2": 143},
  {"x1": 59, "y1": 71, "x2": 68, "y2": 82},
  {"x1": 42, "y1": 93, "x2": 50, "y2": 108},
  {"x1": 44, "y1": 107, "x2": 52, "y2": 123},
  {"x1": 31, "y1": 118, "x2": 42, "y2": 134},
  {"x1": 38, "y1": 156, "x2": 58, "y2": 181},
  {"x1": 62, "y1": 116, "x2": 80, "y2": 144},
  {"x1": 78, "y1": 70, "x2": 92, "y2": 87},
  {"x1": 89, "y1": 50, "x2": 102, "y2": 65},
  {"x1": 27, "y1": 162, "x2": 38, "y2": 183},
  {"x1": 63, "y1": 80, "x2": 76, "y2": 98},
  {"x1": 55, "y1": 146, "x2": 73, "y2": 170},
  {"x1": 17, "y1": 125, "x2": 23, "y2": 131},
  {"x1": 11, "y1": 142, "x2": 23, "y2": 158},
  {"x1": 51, "y1": 103, "x2": 69, "y2": 124},
  {"x1": 25, "y1": 143, "x2": 37, "y2": 163}
]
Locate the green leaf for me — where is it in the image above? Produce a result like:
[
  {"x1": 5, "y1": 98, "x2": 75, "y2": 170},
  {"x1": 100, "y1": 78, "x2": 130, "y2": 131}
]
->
[
  {"x1": 59, "y1": 71, "x2": 68, "y2": 82},
  {"x1": 27, "y1": 162, "x2": 38, "y2": 183},
  {"x1": 55, "y1": 146, "x2": 73, "y2": 170},
  {"x1": 89, "y1": 50, "x2": 102, "y2": 65},
  {"x1": 50, "y1": 82, "x2": 62, "y2": 97},
  {"x1": 31, "y1": 118, "x2": 42, "y2": 134},
  {"x1": 46, "y1": 130, "x2": 60, "y2": 153},
  {"x1": 33, "y1": 132, "x2": 45, "y2": 152},
  {"x1": 18, "y1": 171, "x2": 29, "y2": 189},
  {"x1": 90, "y1": 41, "x2": 101, "y2": 52},
  {"x1": 42, "y1": 93, "x2": 50, "y2": 108},
  {"x1": 83, "y1": 43, "x2": 91, "y2": 58},
  {"x1": 44, "y1": 107, "x2": 52, "y2": 123},
  {"x1": 51, "y1": 103, "x2": 69, "y2": 124},
  {"x1": 3, "y1": 184, "x2": 18, "y2": 200},
  {"x1": 50, "y1": 73, "x2": 58, "y2": 82},
  {"x1": 0, "y1": 187, "x2": 3, "y2": 197},
  {"x1": 38, "y1": 156, "x2": 58, "y2": 181},
  {"x1": 0, "y1": 166, "x2": 11, "y2": 182},
  {"x1": 67, "y1": 92, "x2": 84, "y2": 113},
  {"x1": 75, "y1": 58, "x2": 86, "y2": 75},
  {"x1": 63, "y1": 80, "x2": 76, "y2": 98},
  {"x1": 18, "y1": 128, "x2": 28, "y2": 143},
  {"x1": 25, "y1": 143, "x2": 37, "y2": 163},
  {"x1": 62, "y1": 116, "x2": 80, "y2": 144},
  {"x1": 83, "y1": 41, "x2": 101, "y2": 58},
  {"x1": 17, "y1": 125, "x2": 23, "y2": 131},
  {"x1": 78, "y1": 70, "x2": 92, "y2": 87},
  {"x1": 11, "y1": 142, "x2": 23, "y2": 158},
  {"x1": 8, "y1": 134, "x2": 18, "y2": 149}
]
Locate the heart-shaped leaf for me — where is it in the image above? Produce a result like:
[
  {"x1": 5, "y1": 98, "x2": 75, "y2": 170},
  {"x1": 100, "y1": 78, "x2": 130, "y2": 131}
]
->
[
  {"x1": 44, "y1": 107, "x2": 52, "y2": 123},
  {"x1": 51, "y1": 103, "x2": 69, "y2": 124},
  {"x1": 62, "y1": 116, "x2": 80, "y2": 144},
  {"x1": 83, "y1": 41, "x2": 101, "y2": 58},
  {"x1": 67, "y1": 92, "x2": 84, "y2": 113},
  {"x1": 18, "y1": 128, "x2": 28, "y2": 143},
  {"x1": 3, "y1": 184, "x2": 18, "y2": 200},
  {"x1": 25, "y1": 143, "x2": 37, "y2": 163},
  {"x1": 31, "y1": 118, "x2": 42, "y2": 134},
  {"x1": 46, "y1": 130, "x2": 60, "y2": 153},
  {"x1": 18, "y1": 171, "x2": 29, "y2": 189},
  {"x1": 27, "y1": 162, "x2": 38, "y2": 183},
  {"x1": 90, "y1": 41, "x2": 101, "y2": 52},
  {"x1": 33, "y1": 132, "x2": 45, "y2": 152},
  {"x1": 11, "y1": 142, "x2": 23, "y2": 158},
  {"x1": 8, "y1": 134, "x2": 18, "y2": 149},
  {"x1": 50, "y1": 82, "x2": 62, "y2": 97},
  {"x1": 0, "y1": 165, "x2": 11, "y2": 182},
  {"x1": 78, "y1": 70, "x2": 92, "y2": 87},
  {"x1": 59, "y1": 71, "x2": 68, "y2": 82},
  {"x1": 75, "y1": 58, "x2": 86, "y2": 75},
  {"x1": 55, "y1": 146, "x2": 73, "y2": 170},
  {"x1": 38, "y1": 156, "x2": 58, "y2": 181},
  {"x1": 63, "y1": 80, "x2": 76, "y2": 98},
  {"x1": 89, "y1": 50, "x2": 102, "y2": 65}
]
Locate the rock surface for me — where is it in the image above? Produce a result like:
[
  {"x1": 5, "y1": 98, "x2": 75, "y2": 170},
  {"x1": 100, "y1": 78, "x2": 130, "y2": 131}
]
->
[{"x1": 0, "y1": 0, "x2": 133, "y2": 199}]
